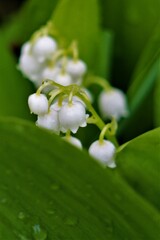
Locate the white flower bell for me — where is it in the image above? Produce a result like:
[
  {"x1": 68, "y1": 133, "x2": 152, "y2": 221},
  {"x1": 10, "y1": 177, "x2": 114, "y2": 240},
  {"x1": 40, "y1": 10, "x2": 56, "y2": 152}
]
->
[
  {"x1": 62, "y1": 136, "x2": 82, "y2": 149},
  {"x1": 67, "y1": 59, "x2": 87, "y2": 78},
  {"x1": 98, "y1": 88, "x2": 128, "y2": 120},
  {"x1": 28, "y1": 93, "x2": 48, "y2": 115},
  {"x1": 19, "y1": 45, "x2": 44, "y2": 82},
  {"x1": 36, "y1": 105, "x2": 60, "y2": 134},
  {"x1": 55, "y1": 72, "x2": 72, "y2": 86},
  {"x1": 21, "y1": 42, "x2": 31, "y2": 54},
  {"x1": 32, "y1": 36, "x2": 57, "y2": 63},
  {"x1": 89, "y1": 140, "x2": 116, "y2": 168},
  {"x1": 59, "y1": 101, "x2": 88, "y2": 133},
  {"x1": 42, "y1": 65, "x2": 60, "y2": 81}
]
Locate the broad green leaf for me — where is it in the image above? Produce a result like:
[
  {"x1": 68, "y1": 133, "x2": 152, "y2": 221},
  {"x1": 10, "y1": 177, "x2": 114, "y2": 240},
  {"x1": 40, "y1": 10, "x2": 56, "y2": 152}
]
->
[
  {"x1": 52, "y1": 0, "x2": 100, "y2": 69},
  {"x1": 0, "y1": 117, "x2": 160, "y2": 239},
  {"x1": 0, "y1": 35, "x2": 33, "y2": 119},
  {"x1": 127, "y1": 24, "x2": 160, "y2": 111},
  {"x1": 153, "y1": 59, "x2": 160, "y2": 127},
  {"x1": 118, "y1": 25, "x2": 160, "y2": 137},
  {"x1": 2, "y1": 0, "x2": 59, "y2": 44},
  {"x1": 0, "y1": 0, "x2": 59, "y2": 119},
  {"x1": 117, "y1": 128, "x2": 160, "y2": 210},
  {"x1": 94, "y1": 30, "x2": 114, "y2": 78},
  {"x1": 100, "y1": 0, "x2": 160, "y2": 82}
]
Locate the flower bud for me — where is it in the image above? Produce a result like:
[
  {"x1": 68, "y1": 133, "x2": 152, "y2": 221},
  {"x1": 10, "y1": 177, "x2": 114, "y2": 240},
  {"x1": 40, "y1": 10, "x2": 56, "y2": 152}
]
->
[
  {"x1": 98, "y1": 88, "x2": 128, "y2": 120},
  {"x1": 28, "y1": 93, "x2": 48, "y2": 115},
  {"x1": 55, "y1": 72, "x2": 72, "y2": 86},
  {"x1": 62, "y1": 136, "x2": 82, "y2": 149},
  {"x1": 67, "y1": 59, "x2": 87, "y2": 78},
  {"x1": 59, "y1": 101, "x2": 88, "y2": 133},
  {"x1": 89, "y1": 140, "x2": 116, "y2": 168},
  {"x1": 18, "y1": 49, "x2": 44, "y2": 82},
  {"x1": 36, "y1": 105, "x2": 60, "y2": 134},
  {"x1": 32, "y1": 36, "x2": 57, "y2": 63},
  {"x1": 42, "y1": 66, "x2": 60, "y2": 81}
]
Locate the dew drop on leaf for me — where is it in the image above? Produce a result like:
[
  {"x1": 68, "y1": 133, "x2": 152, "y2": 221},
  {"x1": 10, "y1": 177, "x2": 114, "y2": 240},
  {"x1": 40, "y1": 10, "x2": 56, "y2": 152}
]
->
[
  {"x1": 51, "y1": 183, "x2": 60, "y2": 191},
  {"x1": 14, "y1": 232, "x2": 29, "y2": 240},
  {"x1": 32, "y1": 224, "x2": 47, "y2": 240},
  {"x1": 64, "y1": 216, "x2": 78, "y2": 226},
  {"x1": 0, "y1": 198, "x2": 7, "y2": 204},
  {"x1": 46, "y1": 209, "x2": 56, "y2": 215},
  {"x1": 18, "y1": 212, "x2": 25, "y2": 220}
]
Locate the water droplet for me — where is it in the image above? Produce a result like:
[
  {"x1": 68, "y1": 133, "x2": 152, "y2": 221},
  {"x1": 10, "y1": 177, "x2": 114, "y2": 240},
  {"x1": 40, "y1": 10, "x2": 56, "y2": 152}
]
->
[
  {"x1": 1, "y1": 198, "x2": 7, "y2": 204},
  {"x1": 14, "y1": 231, "x2": 29, "y2": 240},
  {"x1": 64, "y1": 216, "x2": 78, "y2": 226},
  {"x1": 18, "y1": 212, "x2": 25, "y2": 220},
  {"x1": 32, "y1": 224, "x2": 47, "y2": 240},
  {"x1": 6, "y1": 169, "x2": 11, "y2": 175},
  {"x1": 46, "y1": 209, "x2": 55, "y2": 215},
  {"x1": 51, "y1": 183, "x2": 60, "y2": 191},
  {"x1": 17, "y1": 234, "x2": 28, "y2": 240}
]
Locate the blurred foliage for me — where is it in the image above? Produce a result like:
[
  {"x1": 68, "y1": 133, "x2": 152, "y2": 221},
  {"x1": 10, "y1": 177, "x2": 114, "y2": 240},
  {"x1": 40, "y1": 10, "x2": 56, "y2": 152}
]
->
[
  {"x1": 0, "y1": 0, "x2": 160, "y2": 238},
  {"x1": 100, "y1": 0, "x2": 160, "y2": 87},
  {"x1": 0, "y1": 0, "x2": 159, "y2": 140},
  {"x1": 0, "y1": 118, "x2": 159, "y2": 239},
  {"x1": 52, "y1": 0, "x2": 100, "y2": 69}
]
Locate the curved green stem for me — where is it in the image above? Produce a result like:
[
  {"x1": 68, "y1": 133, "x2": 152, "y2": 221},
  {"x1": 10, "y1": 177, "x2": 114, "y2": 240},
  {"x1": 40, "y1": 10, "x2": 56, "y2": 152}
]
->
[
  {"x1": 48, "y1": 89, "x2": 64, "y2": 106},
  {"x1": 99, "y1": 118, "x2": 118, "y2": 144},
  {"x1": 76, "y1": 91, "x2": 119, "y2": 147},
  {"x1": 69, "y1": 40, "x2": 79, "y2": 62},
  {"x1": 84, "y1": 76, "x2": 112, "y2": 92},
  {"x1": 36, "y1": 81, "x2": 52, "y2": 95}
]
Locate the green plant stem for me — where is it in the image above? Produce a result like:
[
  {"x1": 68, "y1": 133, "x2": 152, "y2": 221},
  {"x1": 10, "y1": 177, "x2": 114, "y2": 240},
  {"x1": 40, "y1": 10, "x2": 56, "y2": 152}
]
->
[
  {"x1": 84, "y1": 76, "x2": 112, "y2": 91},
  {"x1": 76, "y1": 92, "x2": 119, "y2": 147}
]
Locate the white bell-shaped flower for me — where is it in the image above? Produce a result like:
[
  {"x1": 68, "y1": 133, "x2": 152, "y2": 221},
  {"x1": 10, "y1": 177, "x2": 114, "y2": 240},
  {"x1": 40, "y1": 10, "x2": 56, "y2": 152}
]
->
[
  {"x1": 98, "y1": 88, "x2": 128, "y2": 120},
  {"x1": 55, "y1": 72, "x2": 72, "y2": 86},
  {"x1": 89, "y1": 140, "x2": 116, "y2": 168},
  {"x1": 42, "y1": 66, "x2": 60, "y2": 81},
  {"x1": 67, "y1": 59, "x2": 87, "y2": 78},
  {"x1": 18, "y1": 48, "x2": 44, "y2": 82},
  {"x1": 59, "y1": 101, "x2": 88, "y2": 133},
  {"x1": 36, "y1": 105, "x2": 60, "y2": 134},
  {"x1": 32, "y1": 36, "x2": 57, "y2": 63},
  {"x1": 28, "y1": 93, "x2": 48, "y2": 115},
  {"x1": 50, "y1": 101, "x2": 64, "y2": 112},
  {"x1": 82, "y1": 88, "x2": 93, "y2": 103},
  {"x1": 62, "y1": 136, "x2": 82, "y2": 149},
  {"x1": 21, "y1": 41, "x2": 31, "y2": 54}
]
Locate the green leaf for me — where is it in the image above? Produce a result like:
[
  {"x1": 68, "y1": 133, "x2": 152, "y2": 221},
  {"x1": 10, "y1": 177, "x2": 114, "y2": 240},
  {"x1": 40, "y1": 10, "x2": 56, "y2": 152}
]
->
[
  {"x1": 117, "y1": 127, "x2": 160, "y2": 210},
  {"x1": 52, "y1": 0, "x2": 100, "y2": 69},
  {"x1": 153, "y1": 60, "x2": 160, "y2": 127},
  {"x1": 118, "y1": 25, "x2": 160, "y2": 137},
  {"x1": 127, "y1": 24, "x2": 160, "y2": 111},
  {"x1": 0, "y1": 35, "x2": 33, "y2": 119},
  {"x1": 0, "y1": 0, "x2": 59, "y2": 119},
  {"x1": 2, "y1": 0, "x2": 59, "y2": 43},
  {"x1": 94, "y1": 30, "x2": 114, "y2": 78},
  {"x1": 100, "y1": 0, "x2": 160, "y2": 82},
  {"x1": 0, "y1": 117, "x2": 160, "y2": 239}
]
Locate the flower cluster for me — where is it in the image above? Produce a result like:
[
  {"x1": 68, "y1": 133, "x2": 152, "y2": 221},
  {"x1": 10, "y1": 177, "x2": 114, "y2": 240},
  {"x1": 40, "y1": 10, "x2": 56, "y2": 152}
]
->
[
  {"x1": 18, "y1": 22, "x2": 129, "y2": 168},
  {"x1": 18, "y1": 28, "x2": 87, "y2": 88},
  {"x1": 28, "y1": 91, "x2": 88, "y2": 136}
]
